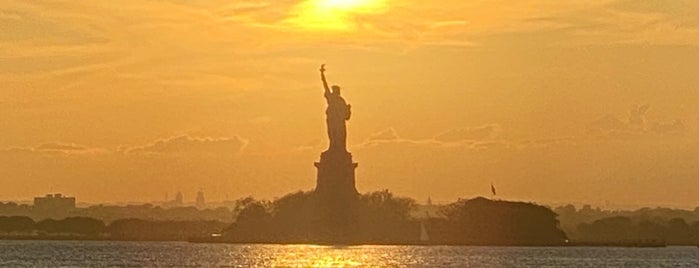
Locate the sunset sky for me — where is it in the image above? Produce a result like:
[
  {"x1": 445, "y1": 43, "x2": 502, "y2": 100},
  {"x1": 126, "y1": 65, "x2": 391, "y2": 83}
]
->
[{"x1": 2, "y1": 0, "x2": 699, "y2": 208}]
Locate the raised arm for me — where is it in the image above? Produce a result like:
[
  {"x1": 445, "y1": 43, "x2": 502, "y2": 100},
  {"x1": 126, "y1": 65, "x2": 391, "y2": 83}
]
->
[{"x1": 320, "y1": 64, "x2": 330, "y2": 94}]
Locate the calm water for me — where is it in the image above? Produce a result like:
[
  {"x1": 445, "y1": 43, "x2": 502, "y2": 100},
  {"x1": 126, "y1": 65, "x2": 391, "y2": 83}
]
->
[{"x1": 0, "y1": 240, "x2": 697, "y2": 267}]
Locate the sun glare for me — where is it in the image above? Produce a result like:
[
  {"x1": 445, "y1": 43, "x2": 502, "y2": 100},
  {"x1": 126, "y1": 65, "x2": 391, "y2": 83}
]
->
[
  {"x1": 289, "y1": 0, "x2": 386, "y2": 31},
  {"x1": 321, "y1": 0, "x2": 376, "y2": 10}
]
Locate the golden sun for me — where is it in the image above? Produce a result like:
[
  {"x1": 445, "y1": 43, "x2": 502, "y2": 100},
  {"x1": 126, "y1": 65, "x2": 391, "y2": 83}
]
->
[{"x1": 290, "y1": 0, "x2": 386, "y2": 30}]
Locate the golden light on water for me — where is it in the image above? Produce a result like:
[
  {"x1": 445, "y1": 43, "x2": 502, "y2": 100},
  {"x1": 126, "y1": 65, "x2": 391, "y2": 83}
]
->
[
  {"x1": 289, "y1": 0, "x2": 387, "y2": 30},
  {"x1": 276, "y1": 256, "x2": 363, "y2": 268},
  {"x1": 263, "y1": 245, "x2": 383, "y2": 267}
]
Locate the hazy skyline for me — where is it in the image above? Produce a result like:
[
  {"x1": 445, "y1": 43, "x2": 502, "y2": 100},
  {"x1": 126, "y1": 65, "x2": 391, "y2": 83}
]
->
[{"x1": 2, "y1": 0, "x2": 699, "y2": 207}]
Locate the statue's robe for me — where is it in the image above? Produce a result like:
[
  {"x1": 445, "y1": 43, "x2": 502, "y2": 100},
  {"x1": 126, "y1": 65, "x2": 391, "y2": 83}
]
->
[{"x1": 325, "y1": 91, "x2": 350, "y2": 152}]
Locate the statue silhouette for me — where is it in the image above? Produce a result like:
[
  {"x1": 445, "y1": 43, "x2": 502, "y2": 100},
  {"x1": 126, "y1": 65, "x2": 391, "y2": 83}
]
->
[
  {"x1": 314, "y1": 64, "x2": 359, "y2": 199},
  {"x1": 320, "y1": 64, "x2": 351, "y2": 152}
]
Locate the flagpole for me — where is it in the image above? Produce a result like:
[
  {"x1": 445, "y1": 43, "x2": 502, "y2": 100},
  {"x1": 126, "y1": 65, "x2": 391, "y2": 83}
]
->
[{"x1": 490, "y1": 182, "x2": 496, "y2": 200}]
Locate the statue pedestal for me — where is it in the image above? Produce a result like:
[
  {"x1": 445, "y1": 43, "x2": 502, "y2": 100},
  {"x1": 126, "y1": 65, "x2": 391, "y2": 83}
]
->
[
  {"x1": 313, "y1": 149, "x2": 359, "y2": 242},
  {"x1": 314, "y1": 150, "x2": 359, "y2": 198}
]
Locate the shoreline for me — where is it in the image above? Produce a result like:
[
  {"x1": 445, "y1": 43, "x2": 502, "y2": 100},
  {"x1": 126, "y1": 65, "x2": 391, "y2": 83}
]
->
[{"x1": 0, "y1": 236, "x2": 674, "y2": 248}]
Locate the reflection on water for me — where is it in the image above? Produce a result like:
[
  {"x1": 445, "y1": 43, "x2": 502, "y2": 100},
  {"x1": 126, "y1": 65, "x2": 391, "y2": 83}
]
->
[
  {"x1": 267, "y1": 245, "x2": 407, "y2": 267},
  {"x1": 0, "y1": 241, "x2": 698, "y2": 267}
]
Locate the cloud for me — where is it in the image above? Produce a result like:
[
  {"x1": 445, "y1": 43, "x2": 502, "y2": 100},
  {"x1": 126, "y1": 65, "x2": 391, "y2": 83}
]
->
[
  {"x1": 650, "y1": 120, "x2": 686, "y2": 134},
  {"x1": 296, "y1": 138, "x2": 324, "y2": 152},
  {"x1": 434, "y1": 124, "x2": 501, "y2": 142},
  {"x1": 0, "y1": 142, "x2": 104, "y2": 155},
  {"x1": 0, "y1": 10, "x2": 22, "y2": 21},
  {"x1": 127, "y1": 135, "x2": 248, "y2": 155},
  {"x1": 475, "y1": 0, "x2": 699, "y2": 47},
  {"x1": 357, "y1": 124, "x2": 506, "y2": 151},
  {"x1": 357, "y1": 128, "x2": 447, "y2": 150},
  {"x1": 589, "y1": 104, "x2": 687, "y2": 137},
  {"x1": 217, "y1": 0, "x2": 295, "y2": 24},
  {"x1": 248, "y1": 116, "x2": 272, "y2": 125},
  {"x1": 36, "y1": 143, "x2": 88, "y2": 152},
  {"x1": 517, "y1": 137, "x2": 578, "y2": 149},
  {"x1": 628, "y1": 104, "x2": 650, "y2": 130},
  {"x1": 429, "y1": 20, "x2": 469, "y2": 29},
  {"x1": 367, "y1": 127, "x2": 399, "y2": 141},
  {"x1": 590, "y1": 114, "x2": 628, "y2": 132},
  {"x1": 609, "y1": 0, "x2": 699, "y2": 29}
]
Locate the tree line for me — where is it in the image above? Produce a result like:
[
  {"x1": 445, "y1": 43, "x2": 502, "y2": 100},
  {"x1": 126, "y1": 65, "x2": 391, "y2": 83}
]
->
[
  {"x1": 555, "y1": 204, "x2": 699, "y2": 244},
  {"x1": 224, "y1": 191, "x2": 567, "y2": 245},
  {"x1": 0, "y1": 216, "x2": 227, "y2": 241}
]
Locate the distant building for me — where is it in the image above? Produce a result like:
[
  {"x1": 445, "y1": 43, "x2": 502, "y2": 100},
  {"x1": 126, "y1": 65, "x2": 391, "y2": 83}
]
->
[
  {"x1": 175, "y1": 192, "x2": 183, "y2": 206},
  {"x1": 196, "y1": 190, "x2": 205, "y2": 209},
  {"x1": 161, "y1": 191, "x2": 185, "y2": 208},
  {"x1": 33, "y1": 193, "x2": 76, "y2": 216}
]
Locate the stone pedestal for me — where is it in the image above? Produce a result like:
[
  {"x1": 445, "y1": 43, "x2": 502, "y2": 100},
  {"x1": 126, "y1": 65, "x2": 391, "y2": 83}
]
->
[
  {"x1": 314, "y1": 150, "x2": 359, "y2": 198},
  {"x1": 313, "y1": 149, "x2": 359, "y2": 242}
]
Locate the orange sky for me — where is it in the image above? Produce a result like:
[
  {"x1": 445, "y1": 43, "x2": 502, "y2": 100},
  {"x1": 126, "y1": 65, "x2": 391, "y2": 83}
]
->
[{"x1": 1, "y1": 0, "x2": 699, "y2": 208}]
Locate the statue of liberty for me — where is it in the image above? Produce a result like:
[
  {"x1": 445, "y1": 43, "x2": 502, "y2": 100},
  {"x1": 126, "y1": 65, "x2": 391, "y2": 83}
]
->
[
  {"x1": 314, "y1": 64, "x2": 359, "y2": 199},
  {"x1": 320, "y1": 64, "x2": 352, "y2": 152}
]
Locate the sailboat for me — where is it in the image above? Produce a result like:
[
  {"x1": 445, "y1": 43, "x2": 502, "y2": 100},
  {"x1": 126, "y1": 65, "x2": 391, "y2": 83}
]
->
[
  {"x1": 419, "y1": 221, "x2": 429, "y2": 243},
  {"x1": 418, "y1": 204, "x2": 430, "y2": 244}
]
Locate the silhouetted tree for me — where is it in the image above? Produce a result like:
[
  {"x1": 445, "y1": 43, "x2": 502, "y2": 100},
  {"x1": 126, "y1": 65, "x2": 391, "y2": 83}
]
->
[
  {"x1": 223, "y1": 192, "x2": 570, "y2": 245},
  {"x1": 437, "y1": 197, "x2": 566, "y2": 245},
  {"x1": 36, "y1": 217, "x2": 105, "y2": 235},
  {"x1": 0, "y1": 216, "x2": 35, "y2": 233},
  {"x1": 226, "y1": 198, "x2": 273, "y2": 242},
  {"x1": 223, "y1": 190, "x2": 419, "y2": 244},
  {"x1": 578, "y1": 216, "x2": 635, "y2": 242},
  {"x1": 355, "y1": 190, "x2": 418, "y2": 243}
]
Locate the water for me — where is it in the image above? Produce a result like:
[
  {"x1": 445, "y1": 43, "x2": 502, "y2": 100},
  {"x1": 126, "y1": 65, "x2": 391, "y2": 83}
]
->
[{"x1": 0, "y1": 240, "x2": 697, "y2": 267}]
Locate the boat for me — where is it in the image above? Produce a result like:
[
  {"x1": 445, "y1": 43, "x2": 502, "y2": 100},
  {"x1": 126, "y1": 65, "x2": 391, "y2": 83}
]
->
[{"x1": 419, "y1": 221, "x2": 429, "y2": 243}]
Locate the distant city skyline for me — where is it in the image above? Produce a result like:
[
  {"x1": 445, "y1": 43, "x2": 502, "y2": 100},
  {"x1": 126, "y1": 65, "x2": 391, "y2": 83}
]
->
[{"x1": 1, "y1": 193, "x2": 695, "y2": 211}]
